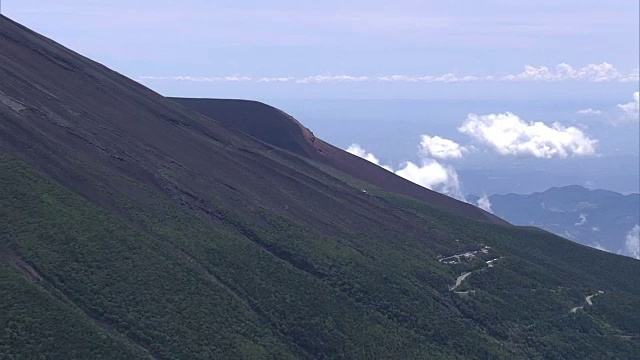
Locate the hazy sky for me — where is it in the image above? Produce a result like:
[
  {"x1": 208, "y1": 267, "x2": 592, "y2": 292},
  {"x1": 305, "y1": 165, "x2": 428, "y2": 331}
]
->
[{"x1": 3, "y1": 0, "x2": 639, "y2": 99}]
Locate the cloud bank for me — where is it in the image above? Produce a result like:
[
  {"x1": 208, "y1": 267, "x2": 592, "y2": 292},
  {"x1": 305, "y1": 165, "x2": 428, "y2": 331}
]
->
[
  {"x1": 458, "y1": 112, "x2": 597, "y2": 158},
  {"x1": 589, "y1": 242, "x2": 610, "y2": 252},
  {"x1": 502, "y1": 63, "x2": 638, "y2": 82},
  {"x1": 623, "y1": 225, "x2": 640, "y2": 260},
  {"x1": 345, "y1": 144, "x2": 393, "y2": 172},
  {"x1": 577, "y1": 108, "x2": 602, "y2": 116},
  {"x1": 139, "y1": 63, "x2": 639, "y2": 84},
  {"x1": 476, "y1": 195, "x2": 493, "y2": 213},
  {"x1": 617, "y1": 91, "x2": 639, "y2": 121},
  {"x1": 346, "y1": 139, "x2": 464, "y2": 199},
  {"x1": 395, "y1": 160, "x2": 463, "y2": 199},
  {"x1": 419, "y1": 135, "x2": 467, "y2": 159},
  {"x1": 345, "y1": 109, "x2": 602, "y2": 201}
]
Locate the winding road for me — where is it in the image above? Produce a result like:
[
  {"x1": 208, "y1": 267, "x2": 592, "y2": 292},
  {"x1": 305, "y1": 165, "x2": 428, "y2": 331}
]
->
[
  {"x1": 442, "y1": 249, "x2": 502, "y2": 292},
  {"x1": 449, "y1": 272, "x2": 472, "y2": 291},
  {"x1": 570, "y1": 291, "x2": 604, "y2": 313},
  {"x1": 585, "y1": 291, "x2": 603, "y2": 305},
  {"x1": 570, "y1": 306, "x2": 584, "y2": 313}
]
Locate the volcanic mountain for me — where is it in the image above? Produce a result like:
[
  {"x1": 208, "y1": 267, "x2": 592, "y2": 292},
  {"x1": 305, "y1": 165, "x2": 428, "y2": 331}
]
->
[
  {"x1": 171, "y1": 97, "x2": 505, "y2": 225},
  {"x1": 1, "y1": 15, "x2": 639, "y2": 359}
]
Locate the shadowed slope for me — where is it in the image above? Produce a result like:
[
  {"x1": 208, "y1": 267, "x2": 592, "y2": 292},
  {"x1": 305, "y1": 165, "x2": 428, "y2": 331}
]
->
[
  {"x1": 172, "y1": 97, "x2": 506, "y2": 225},
  {"x1": 170, "y1": 98, "x2": 320, "y2": 160}
]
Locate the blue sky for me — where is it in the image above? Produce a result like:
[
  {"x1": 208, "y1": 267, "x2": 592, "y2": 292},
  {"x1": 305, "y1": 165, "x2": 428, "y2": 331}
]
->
[{"x1": 4, "y1": 0, "x2": 639, "y2": 99}]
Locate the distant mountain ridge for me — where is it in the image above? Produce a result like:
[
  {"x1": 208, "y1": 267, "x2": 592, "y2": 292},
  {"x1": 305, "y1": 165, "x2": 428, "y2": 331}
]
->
[{"x1": 471, "y1": 185, "x2": 640, "y2": 258}]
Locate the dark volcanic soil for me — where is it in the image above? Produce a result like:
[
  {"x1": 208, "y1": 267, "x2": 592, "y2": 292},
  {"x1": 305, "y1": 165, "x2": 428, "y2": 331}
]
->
[{"x1": 171, "y1": 98, "x2": 506, "y2": 225}]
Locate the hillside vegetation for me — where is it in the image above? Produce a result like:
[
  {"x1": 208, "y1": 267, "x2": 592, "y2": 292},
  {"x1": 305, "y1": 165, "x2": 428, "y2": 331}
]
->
[{"x1": 1, "y1": 15, "x2": 639, "y2": 359}]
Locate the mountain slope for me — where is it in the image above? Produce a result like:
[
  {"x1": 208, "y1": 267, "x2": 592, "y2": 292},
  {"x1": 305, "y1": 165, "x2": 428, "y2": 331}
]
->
[
  {"x1": 171, "y1": 97, "x2": 505, "y2": 225},
  {"x1": 1, "y1": 15, "x2": 639, "y2": 359},
  {"x1": 470, "y1": 186, "x2": 640, "y2": 258}
]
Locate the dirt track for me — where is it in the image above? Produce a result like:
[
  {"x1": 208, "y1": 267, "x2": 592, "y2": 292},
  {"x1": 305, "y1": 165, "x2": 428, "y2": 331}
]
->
[
  {"x1": 449, "y1": 272, "x2": 472, "y2": 291},
  {"x1": 570, "y1": 291, "x2": 604, "y2": 313}
]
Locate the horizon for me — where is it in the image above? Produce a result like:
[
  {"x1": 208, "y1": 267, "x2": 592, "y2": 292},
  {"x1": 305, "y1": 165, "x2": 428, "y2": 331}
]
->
[{"x1": 2, "y1": 1, "x2": 638, "y2": 100}]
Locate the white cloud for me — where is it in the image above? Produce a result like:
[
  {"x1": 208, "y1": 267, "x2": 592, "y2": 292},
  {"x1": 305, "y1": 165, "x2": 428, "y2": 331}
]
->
[
  {"x1": 377, "y1": 75, "x2": 424, "y2": 82},
  {"x1": 419, "y1": 135, "x2": 467, "y2": 159},
  {"x1": 139, "y1": 63, "x2": 640, "y2": 84},
  {"x1": 346, "y1": 143, "x2": 464, "y2": 199},
  {"x1": 589, "y1": 242, "x2": 610, "y2": 252},
  {"x1": 346, "y1": 143, "x2": 378, "y2": 163},
  {"x1": 395, "y1": 160, "x2": 464, "y2": 199},
  {"x1": 257, "y1": 77, "x2": 296, "y2": 83},
  {"x1": 502, "y1": 63, "x2": 635, "y2": 82},
  {"x1": 295, "y1": 75, "x2": 369, "y2": 84},
  {"x1": 574, "y1": 213, "x2": 588, "y2": 226},
  {"x1": 622, "y1": 225, "x2": 640, "y2": 260},
  {"x1": 617, "y1": 91, "x2": 639, "y2": 121},
  {"x1": 138, "y1": 75, "x2": 252, "y2": 82},
  {"x1": 346, "y1": 144, "x2": 393, "y2": 171},
  {"x1": 621, "y1": 68, "x2": 640, "y2": 83},
  {"x1": 577, "y1": 108, "x2": 602, "y2": 115},
  {"x1": 376, "y1": 74, "x2": 480, "y2": 83},
  {"x1": 502, "y1": 65, "x2": 555, "y2": 82},
  {"x1": 476, "y1": 195, "x2": 493, "y2": 213},
  {"x1": 458, "y1": 112, "x2": 597, "y2": 158}
]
